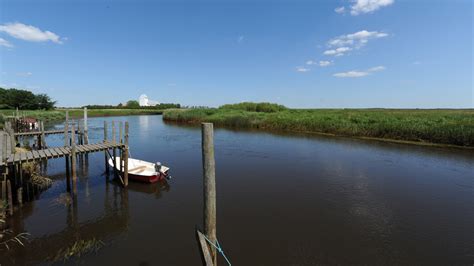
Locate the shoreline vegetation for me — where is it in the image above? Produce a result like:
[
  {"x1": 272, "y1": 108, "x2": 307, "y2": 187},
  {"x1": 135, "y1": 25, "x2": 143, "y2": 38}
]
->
[
  {"x1": 163, "y1": 102, "x2": 474, "y2": 148},
  {"x1": 0, "y1": 109, "x2": 164, "y2": 126}
]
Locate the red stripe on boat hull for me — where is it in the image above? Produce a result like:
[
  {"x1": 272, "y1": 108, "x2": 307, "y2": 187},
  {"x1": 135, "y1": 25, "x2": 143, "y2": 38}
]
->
[{"x1": 128, "y1": 172, "x2": 166, "y2": 183}]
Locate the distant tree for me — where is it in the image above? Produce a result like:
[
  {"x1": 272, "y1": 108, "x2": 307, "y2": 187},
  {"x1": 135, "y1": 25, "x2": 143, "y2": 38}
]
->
[
  {"x1": 117, "y1": 103, "x2": 123, "y2": 107},
  {"x1": 126, "y1": 100, "x2": 140, "y2": 108},
  {"x1": 0, "y1": 87, "x2": 56, "y2": 110},
  {"x1": 36, "y1": 94, "x2": 56, "y2": 110}
]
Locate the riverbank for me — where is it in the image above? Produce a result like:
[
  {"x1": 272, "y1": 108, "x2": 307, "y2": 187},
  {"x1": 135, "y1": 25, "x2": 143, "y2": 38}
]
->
[
  {"x1": 0, "y1": 109, "x2": 163, "y2": 127},
  {"x1": 163, "y1": 108, "x2": 474, "y2": 147}
]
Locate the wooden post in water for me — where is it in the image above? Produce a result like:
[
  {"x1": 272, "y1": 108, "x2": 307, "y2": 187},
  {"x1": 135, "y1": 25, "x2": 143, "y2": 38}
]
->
[
  {"x1": 83, "y1": 107, "x2": 89, "y2": 145},
  {"x1": 104, "y1": 121, "x2": 109, "y2": 175},
  {"x1": 71, "y1": 125, "x2": 77, "y2": 194},
  {"x1": 17, "y1": 187, "x2": 23, "y2": 207},
  {"x1": 41, "y1": 121, "x2": 46, "y2": 148},
  {"x1": 123, "y1": 122, "x2": 129, "y2": 187},
  {"x1": 64, "y1": 111, "x2": 69, "y2": 147},
  {"x1": 119, "y1": 122, "x2": 123, "y2": 173},
  {"x1": 112, "y1": 121, "x2": 117, "y2": 178},
  {"x1": 1, "y1": 178, "x2": 6, "y2": 207},
  {"x1": 7, "y1": 179, "x2": 13, "y2": 215},
  {"x1": 202, "y1": 123, "x2": 217, "y2": 264}
]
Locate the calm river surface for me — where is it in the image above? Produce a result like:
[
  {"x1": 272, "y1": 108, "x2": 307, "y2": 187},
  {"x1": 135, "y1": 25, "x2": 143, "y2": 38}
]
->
[{"x1": 1, "y1": 115, "x2": 473, "y2": 265}]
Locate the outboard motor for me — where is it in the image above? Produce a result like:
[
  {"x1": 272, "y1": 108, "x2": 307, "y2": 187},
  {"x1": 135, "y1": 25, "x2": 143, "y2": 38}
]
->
[{"x1": 154, "y1": 162, "x2": 162, "y2": 172}]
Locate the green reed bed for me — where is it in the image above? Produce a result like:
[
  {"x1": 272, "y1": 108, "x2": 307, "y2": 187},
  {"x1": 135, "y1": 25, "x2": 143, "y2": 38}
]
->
[{"x1": 163, "y1": 106, "x2": 474, "y2": 147}]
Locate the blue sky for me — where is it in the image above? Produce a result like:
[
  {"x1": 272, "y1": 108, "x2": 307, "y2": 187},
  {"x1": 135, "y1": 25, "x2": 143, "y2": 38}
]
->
[{"x1": 0, "y1": 0, "x2": 472, "y2": 108}]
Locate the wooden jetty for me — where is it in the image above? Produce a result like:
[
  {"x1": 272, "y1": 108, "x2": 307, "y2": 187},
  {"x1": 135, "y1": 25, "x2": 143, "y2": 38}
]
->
[{"x1": 0, "y1": 108, "x2": 131, "y2": 219}]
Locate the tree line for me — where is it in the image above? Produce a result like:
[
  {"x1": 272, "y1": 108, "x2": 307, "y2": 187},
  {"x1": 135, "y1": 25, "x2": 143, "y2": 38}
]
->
[
  {"x1": 0, "y1": 87, "x2": 56, "y2": 110},
  {"x1": 85, "y1": 101, "x2": 180, "y2": 110}
]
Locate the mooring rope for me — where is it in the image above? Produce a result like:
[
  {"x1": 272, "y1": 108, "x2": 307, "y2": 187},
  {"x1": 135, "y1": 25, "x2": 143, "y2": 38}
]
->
[{"x1": 201, "y1": 234, "x2": 232, "y2": 266}]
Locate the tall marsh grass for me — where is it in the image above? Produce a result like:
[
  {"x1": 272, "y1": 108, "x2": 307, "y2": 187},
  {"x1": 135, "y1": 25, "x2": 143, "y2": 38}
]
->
[{"x1": 164, "y1": 107, "x2": 474, "y2": 147}]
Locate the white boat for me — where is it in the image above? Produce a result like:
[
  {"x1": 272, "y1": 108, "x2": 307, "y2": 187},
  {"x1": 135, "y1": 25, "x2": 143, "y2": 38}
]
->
[{"x1": 108, "y1": 157, "x2": 170, "y2": 183}]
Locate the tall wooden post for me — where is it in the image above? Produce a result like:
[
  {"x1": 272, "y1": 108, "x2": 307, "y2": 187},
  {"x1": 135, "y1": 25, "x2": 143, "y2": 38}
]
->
[
  {"x1": 65, "y1": 156, "x2": 71, "y2": 192},
  {"x1": 104, "y1": 121, "x2": 109, "y2": 174},
  {"x1": 112, "y1": 121, "x2": 117, "y2": 178},
  {"x1": 71, "y1": 125, "x2": 77, "y2": 194},
  {"x1": 7, "y1": 179, "x2": 13, "y2": 215},
  {"x1": 40, "y1": 121, "x2": 46, "y2": 149},
  {"x1": 123, "y1": 122, "x2": 129, "y2": 187},
  {"x1": 64, "y1": 111, "x2": 69, "y2": 147},
  {"x1": 119, "y1": 122, "x2": 123, "y2": 173},
  {"x1": 83, "y1": 107, "x2": 89, "y2": 145},
  {"x1": 17, "y1": 187, "x2": 23, "y2": 207},
  {"x1": 202, "y1": 123, "x2": 217, "y2": 264}
]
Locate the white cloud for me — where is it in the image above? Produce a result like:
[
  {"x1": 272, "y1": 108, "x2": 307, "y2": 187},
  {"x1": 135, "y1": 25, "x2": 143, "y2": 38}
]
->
[
  {"x1": 323, "y1": 46, "x2": 352, "y2": 56},
  {"x1": 413, "y1": 61, "x2": 421, "y2": 65},
  {"x1": 335, "y1": 6, "x2": 346, "y2": 14},
  {"x1": 296, "y1": 66, "x2": 310, "y2": 72},
  {"x1": 0, "y1": 37, "x2": 13, "y2": 48},
  {"x1": 16, "y1": 72, "x2": 33, "y2": 77},
  {"x1": 306, "y1": 60, "x2": 316, "y2": 65},
  {"x1": 367, "y1": 66, "x2": 385, "y2": 72},
  {"x1": 238, "y1": 35, "x2": 244, "y2": 43},
  {"x1": 319, "y1": 60, "x2": 333, "y2": 67},
  {"x1": 333, "y1": 71, "x2": 369, "y2": 78},
  {"x1": 0, "y1": 23, "x2": 63, "y2": 44},
  {"x1": 333, "y1": 65, "x2": 385, "y2": 78},
  {"x1": 350, "y1": 0, "x2": 394, "y2": 15},
  {"x1": 328, "y1": 30, "x2": 388, "y2": 49}
]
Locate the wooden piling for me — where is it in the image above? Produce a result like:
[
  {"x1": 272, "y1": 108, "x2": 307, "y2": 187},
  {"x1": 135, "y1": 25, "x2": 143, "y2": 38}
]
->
[
  {"x1": 104, "y1": 121, "x2": 109, "y2": 174},
  {"x1": 71, "y1": 125, "x2": 77, "y2": 194},
  {"x1": 202, "y1": 123, "x2": 217, "y2": 264},
  {"x1": 64, "y1": 111, "x2": 69, "y2": 147},
  {"x1": 119, "y1": 122, "x2": 123, "y2": 174},
  {"x1": 1, "y1": 179, "x2": 6, "y2": 205},
  {"x1": 17, "y1": 187, "x2": 23, "y2": 207},
  {"x1": 7, "y1": 179, "x2": 13, "y2": 215},
  {"x1": 123, "y1": 122, "x2": 129, "y2": 187},
  {"x1": 112, "y1": 121, "x2": 117, "y2": 178},
  {"x1": 83, "y1": 107, "x2": 89, "y2": 145},
  {"x1": 65, "y1": 156, "x2": 71, "y2": 192},
  {"x1": 40, "y1": 121, "x2": 46, "y2": 148}
]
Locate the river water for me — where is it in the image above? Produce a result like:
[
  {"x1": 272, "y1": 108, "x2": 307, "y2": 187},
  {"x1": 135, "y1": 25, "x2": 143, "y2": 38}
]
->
[{"x1": 1, "y1": 115, "x2": 473, "y2": 265}]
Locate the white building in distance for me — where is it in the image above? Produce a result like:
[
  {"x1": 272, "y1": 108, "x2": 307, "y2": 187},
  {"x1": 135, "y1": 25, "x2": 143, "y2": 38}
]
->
[{"x1": 139, "y1": 94, "x2": 160, "y2": 107}]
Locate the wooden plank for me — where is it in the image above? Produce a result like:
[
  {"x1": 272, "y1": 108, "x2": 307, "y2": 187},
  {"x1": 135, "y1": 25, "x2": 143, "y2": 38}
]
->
[
  {"x1": 32, "y1": 150, "x2": 40, "y2": 160},
  {"x1": 197, "y1": 230, "x2": 214, "y2": 266},
  {"x1": 44, "y1": 149, "x2": 53, "y2": 158},
  {"x1": 50, "y1": 148, "x2": 58, "y2": 157},
  {"x1": 59, "y1": 147, "x2": 70, "y2": 155},
  {"x1": 38, "y1": 150, "x2": 47, "y2": 159},
  {"x1": 14, "y1": 153, "x2": 21, "y2": 163},
  {"x1": 20, "y1": 152, "x2": 27, "y2": 162},
  {"x1": 25, "y1": 151, "x2": 32, "y2": 161},
  {"x1": 51, "y1": 148, "x2": 60, "y2": 156}
]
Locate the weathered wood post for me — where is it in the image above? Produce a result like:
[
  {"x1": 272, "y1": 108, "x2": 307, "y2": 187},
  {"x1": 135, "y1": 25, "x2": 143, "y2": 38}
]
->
[
  {"x1": 7, "y1": 179, "x2": 13, "y2": 215},
  {"x1": 71, "y1": 125, "x2": 77, "y2": 194},
  {"x1": 104, "y1": 121, "x2": 109, "y2": 174},
  {"x1": 123, "y1": 122, "x2": 129, "y2": 187},
  {"x1": 1, "y1": 178, "x2": 6, "y2": 207},
  {"x1": 112, "y1": 121, "x2": 117, "y2": 178},
  {"x1": 119, "y1": 122, "x2": 123, "y2": 173},
  {"x1": 40, "y1": 120, "x2": 46, "y2": 149},
  {"x1": 202, "y1": 123, "x2": 217, "y2": 264},
  {"x1": 17, "y1": 187, "x2": 23, "y2": 207},
  {"x1": 83, "y1": 107, "x2": 89, "y2": 145}
]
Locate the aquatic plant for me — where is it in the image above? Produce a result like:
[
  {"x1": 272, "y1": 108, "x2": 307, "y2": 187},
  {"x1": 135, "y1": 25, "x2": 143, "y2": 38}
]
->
[{"x1": 50, "y1": 238, "x2": 105, "y2": 262}]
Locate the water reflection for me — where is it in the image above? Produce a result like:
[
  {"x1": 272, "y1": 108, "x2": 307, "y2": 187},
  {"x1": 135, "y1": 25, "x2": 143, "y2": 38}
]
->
[{"x1": 1, "y1": 115, "x2": 472, "y2": 265}]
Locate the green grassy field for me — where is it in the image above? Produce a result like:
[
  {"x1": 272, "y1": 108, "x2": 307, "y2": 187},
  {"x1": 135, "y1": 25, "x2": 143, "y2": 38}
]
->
[
  {"x1": 0, "y1": 109, "x2": 163, "y2": 128},
  {"x1": 163, "y1": 107, "x2": 474, "y2": 147}
]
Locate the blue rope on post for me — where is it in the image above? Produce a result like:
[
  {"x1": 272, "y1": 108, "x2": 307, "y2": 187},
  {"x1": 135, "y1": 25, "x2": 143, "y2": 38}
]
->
[{"x1": 202, "y1": 234, "x2": 232, "y2": 266}]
